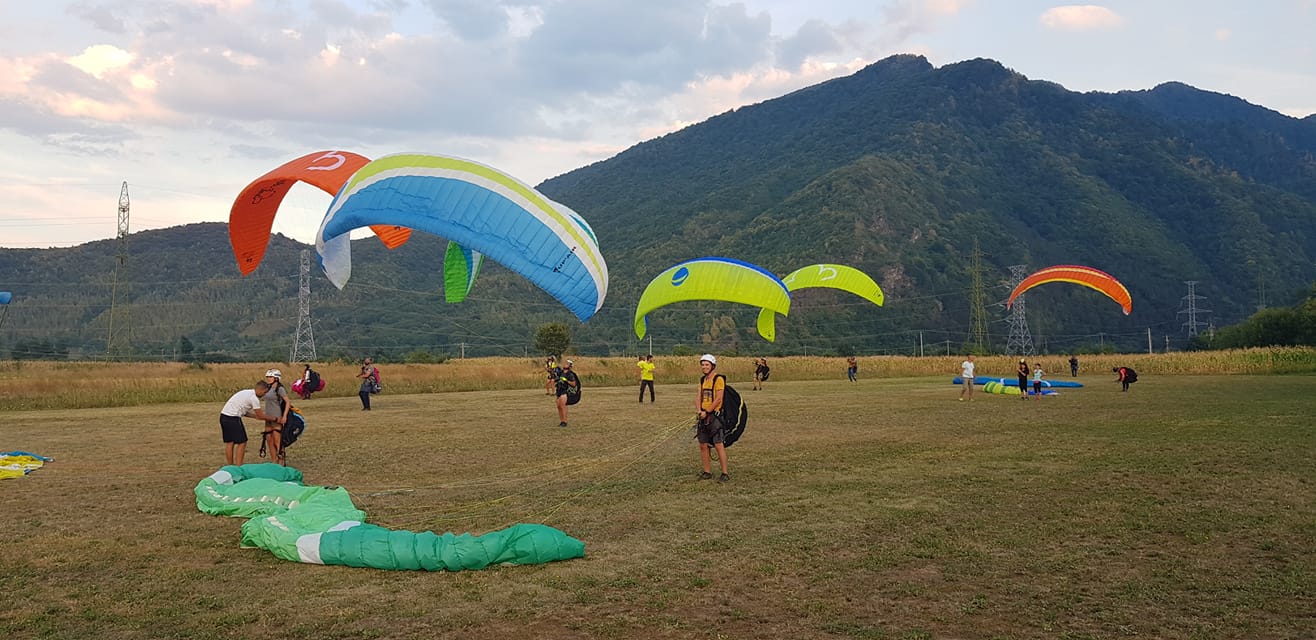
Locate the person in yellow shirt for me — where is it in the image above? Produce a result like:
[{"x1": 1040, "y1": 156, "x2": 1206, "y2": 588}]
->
[
  {"x1": 695, "y1": 354, "x2": 729, "y2": 482},
  {"x1": 637, "y1": 354, "x2": 656, "y2": 402}
]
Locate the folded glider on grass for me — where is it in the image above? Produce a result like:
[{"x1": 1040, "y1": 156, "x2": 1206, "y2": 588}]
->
[{"x1": 196, "y1": 464, "x2": 585, "y2": 571}]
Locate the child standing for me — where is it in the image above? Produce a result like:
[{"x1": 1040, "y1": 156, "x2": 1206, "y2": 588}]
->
[{"x1": 1031, "y1": 363, "x2": 1044, "y2": 403}]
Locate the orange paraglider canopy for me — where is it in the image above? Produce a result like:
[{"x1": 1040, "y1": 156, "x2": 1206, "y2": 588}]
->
[
  {"x1": 229, "y1": 150, "x2": 412, "y2": 275},
  {"x1": 1006, "y1": 265, "x2": 1132, "y2": 315}
]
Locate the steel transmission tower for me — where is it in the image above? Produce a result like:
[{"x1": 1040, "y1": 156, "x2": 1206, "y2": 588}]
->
[
  {"x1": 106, "y1": 182, "x2": 132, "y2": 357},
  {"x1": 1177, "y1": 280, "x2": 1211, "y2": 337},
  {"x1": 1004, "y1": 265, "x2": 1035, "y2": 356},
  {"x1": 290, "y1": 249, "x2": 317, "y2": 362},
  {"x1": 964, "y1": 239, "x2": 990, "y2": 354}
]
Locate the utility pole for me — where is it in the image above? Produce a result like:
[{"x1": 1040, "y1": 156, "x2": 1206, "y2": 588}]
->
[
  {"x1": 1004, "y1": 265, "x2": 1035, "y2": 357},
  {"x1": 290, "y1": 249, "x2": 317, "y2": 363},
  {"x1": 106, "y1": 182, "x2": 132, "y2": 359},
  {"x1": 1147, "y1": 328, "x2": 1153, "y2": 354},
  {"x1": 1177, "y1": 281, "x2": 1211, "y2": 337},
  {"x1": 919, "y1": 331, "x2": 924, "y2": 357},
  {"x1": 964, "y1": 239, "x2": 990, "y2": 354}
]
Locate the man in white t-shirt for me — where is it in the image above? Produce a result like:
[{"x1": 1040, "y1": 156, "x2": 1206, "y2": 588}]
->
[
  {"x1": 219, "y1": 381, "x2": 276, "y2": 466},
  {"x1": 959, "y1": 355, "x2": 976, "y2": 401}
]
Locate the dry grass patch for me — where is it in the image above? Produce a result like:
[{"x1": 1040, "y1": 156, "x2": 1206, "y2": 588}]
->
[{"x1": 1, "y1": 372, "x2": 1313, "y2": 639}]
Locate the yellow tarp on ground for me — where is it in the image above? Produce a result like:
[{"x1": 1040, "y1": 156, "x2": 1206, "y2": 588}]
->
[{"x1": 1, "y1": 452, "x2": 51, "y2": 479}]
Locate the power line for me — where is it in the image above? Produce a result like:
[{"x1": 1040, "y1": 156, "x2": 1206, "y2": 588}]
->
[
  {"x1": 290, "y1": 249, "x2": 317, "y2": 363},
  {"x1": 1004, "y1": 264, "x2": 1035, "y2": 356},
  {"x1": 964, "y1": 238, "x2": 989, "y2": 354},
  {"x1": 106, "y1": 182, "x2": 132, "y2": 358}
]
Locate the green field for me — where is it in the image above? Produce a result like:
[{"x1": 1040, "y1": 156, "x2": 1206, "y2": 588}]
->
[{"x1": 2, "y1": 373, "x2": 1313, "y2": 639}]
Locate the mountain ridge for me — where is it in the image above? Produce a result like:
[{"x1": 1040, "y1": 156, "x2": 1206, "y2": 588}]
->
[{"x1": 4, "y1": 54, "x2": 1314, "y2": 359}]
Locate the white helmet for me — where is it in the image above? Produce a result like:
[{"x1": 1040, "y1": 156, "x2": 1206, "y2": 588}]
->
[
  {"x1": 265, "y1": 368, "x2": 282, "y2": 379},
  {"x1": 699, "y1": 354, "x2": 717, "y2": 366}
]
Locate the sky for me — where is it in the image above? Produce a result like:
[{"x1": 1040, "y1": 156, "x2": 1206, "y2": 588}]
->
[{"x1": 1, "y1": 0, "x2": 1313, "y2": 249}]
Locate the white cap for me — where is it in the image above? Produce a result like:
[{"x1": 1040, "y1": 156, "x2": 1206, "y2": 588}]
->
[
  {"x1": 265, "y1": 369, "x2": 282, "y2": 379},
  {"x1": 699, "y1": 354, "x2": 717, "y2": 366}
]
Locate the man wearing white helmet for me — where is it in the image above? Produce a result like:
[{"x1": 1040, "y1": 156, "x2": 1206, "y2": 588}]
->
[
  {"x1": 261, "y1": 368, "x2": 291, "y2": 463},
  {"x1": 695, "y1": 354, "x2": 730, "y2": 482}
]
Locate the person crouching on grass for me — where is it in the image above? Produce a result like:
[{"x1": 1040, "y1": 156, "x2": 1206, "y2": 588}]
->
[{"x1": 695, "y1": 354, "x2": 730, "y2": 483}]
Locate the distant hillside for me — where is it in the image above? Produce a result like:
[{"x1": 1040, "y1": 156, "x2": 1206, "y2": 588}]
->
[{"x1": 3, "y1": 55, "x2": 1315, "y2": 360}]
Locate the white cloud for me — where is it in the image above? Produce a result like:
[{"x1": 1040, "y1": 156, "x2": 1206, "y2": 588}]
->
[{"x1": 1039, "y1": 5, "x2": 1125, "y2": 31}]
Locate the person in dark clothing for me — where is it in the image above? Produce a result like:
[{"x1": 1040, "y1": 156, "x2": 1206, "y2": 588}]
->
[
  {"x1": 1113, "y1": 366, "x2": 1137, "y2": 392},
  {"x1": 1069, "y1": 355, "x2": 1079, "y2": 377},
  {"x1": 357, "y1": 357, "x2": 379, "y2": 410},
  {"x1": 1016, "y1": 358, "x2": 1030, "y2": 400},
  {"x1": 555, "y1": 360, "x2": 580, "y2": 427}
]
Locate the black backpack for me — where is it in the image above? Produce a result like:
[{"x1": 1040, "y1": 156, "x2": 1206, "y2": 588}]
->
[
  {"x1": 713, "y1": 374, "x2": 749, "y2": 447},
  {"x1": 282, "y1": 409, "x2": 306, "y2": 448},
  {"x1": 307, "y1": 369, "x2": 321, "y2": 390},
  {"x1": 1124, "y1": 368, "x2": 1138, "y2": 383}
]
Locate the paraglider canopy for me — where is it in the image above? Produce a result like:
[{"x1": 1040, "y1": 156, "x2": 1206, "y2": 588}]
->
[
  {"x1": 755, "y1": 264, "x2": 885, "y2": 340},
  {"x1": 634, "y1": 257, "x2": 790, "y2": 341},
  {"x1": 229, "y1": 150, "x2": 412, "y2": 275},
  {"x1": 0, "y1": 292, "x2": 10, "y2": 305},
  {"x1": 315, "y1": 153, "x2": 608, "y2": 322},
  {"x1": 1007, "y1": 265, "x2": 1132, "y2": 315}
]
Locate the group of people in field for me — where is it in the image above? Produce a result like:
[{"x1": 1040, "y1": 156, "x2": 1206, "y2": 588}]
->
[
  {"x1": 958, "y1": 353, "x2": 1137, "y2": 401},
  {"x1": 215, "y1": 350, "x2": 1140, "y2": 480},
  {"x1": 217, "y1": 359, "x2": 381, "y2": 466}
]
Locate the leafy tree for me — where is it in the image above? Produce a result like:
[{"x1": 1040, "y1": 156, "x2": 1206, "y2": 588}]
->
[{"x1": 534, "y1": 322, "x2": 571, "y2": 357}]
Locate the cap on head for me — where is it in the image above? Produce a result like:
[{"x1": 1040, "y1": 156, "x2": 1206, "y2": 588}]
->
[
  {"x1": 565, "y1": 359, "x2": 574, "y2": 366},
  {"x1": 265, "y1": 368, "x2": 282, "y2": 379},
  {"x1": 700, "y1": 354, "x2": 717, "y2": 366}
]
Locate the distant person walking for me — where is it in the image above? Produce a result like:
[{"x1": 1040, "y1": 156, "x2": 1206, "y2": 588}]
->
[
  {"x1": 637, "y1": 354, "x2": 656, "y2": 402},
  {"x1": 753, "y1": 358, "x2": 769, "y2": 391},
  {"x1": 1031, "y1": 363, "x2": 1044, "y2": 403},
  {"x1": 695, "y1": 354, "x2": 729, "y2": 482},
  {"x1": 1113, "y1": 366, "x2": 1137, "y2": 392},
  {"x1": 1069, "y1": 355, "x2": 1079, "y2": 377},
  {"x1": 219, "y1": 381, "x2": 276, "y2": 466},
  {"x1": 1016, "y1": 358, "x2": 1030, "y2": 401},
  {"x1": 357, "y1": 357, "x2": 380, "y2": 410},
  {"x1": 544, "y1": 356, "x2": 559, "y2": 395},
  {"x1": 846, "y1": 356, "x2": 858, "y2": 383},
  {"x1": 555, "y1": 359, "x2": 580, "y2": 427},
  {"x1": 959, "y1": 355, "x2": 976, "y2": 401}
]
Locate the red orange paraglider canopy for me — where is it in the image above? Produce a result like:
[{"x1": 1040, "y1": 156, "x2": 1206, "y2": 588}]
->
[
  {"x1": 229, "y1": 150, "x2": 412, "y2": 275},
  {"x1": 1006, "y1": 265, "x2": 1132, "y2": 315}
]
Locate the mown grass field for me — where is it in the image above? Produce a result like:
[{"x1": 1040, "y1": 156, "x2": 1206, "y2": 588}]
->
[{"x1": 2, "y1": 359, "x2": 1313, "y2": 639}]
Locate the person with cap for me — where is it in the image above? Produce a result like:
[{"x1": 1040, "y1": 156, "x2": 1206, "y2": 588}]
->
[
  {"x1": 260, "y1": 368, "x2": 291, "y2": 463},
  {"x1": 695, "y1": 354, "x2": 730, "y2": 482},
  {"x1": 219, "y1": 380, "x2": 277, "y2": 466},
  {"x1": 555, "y1": 359, "x2": 580, "y2": 427},
  {"x1": 1016, "y1": 358, "x2": 1030, "y2": 400}
]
